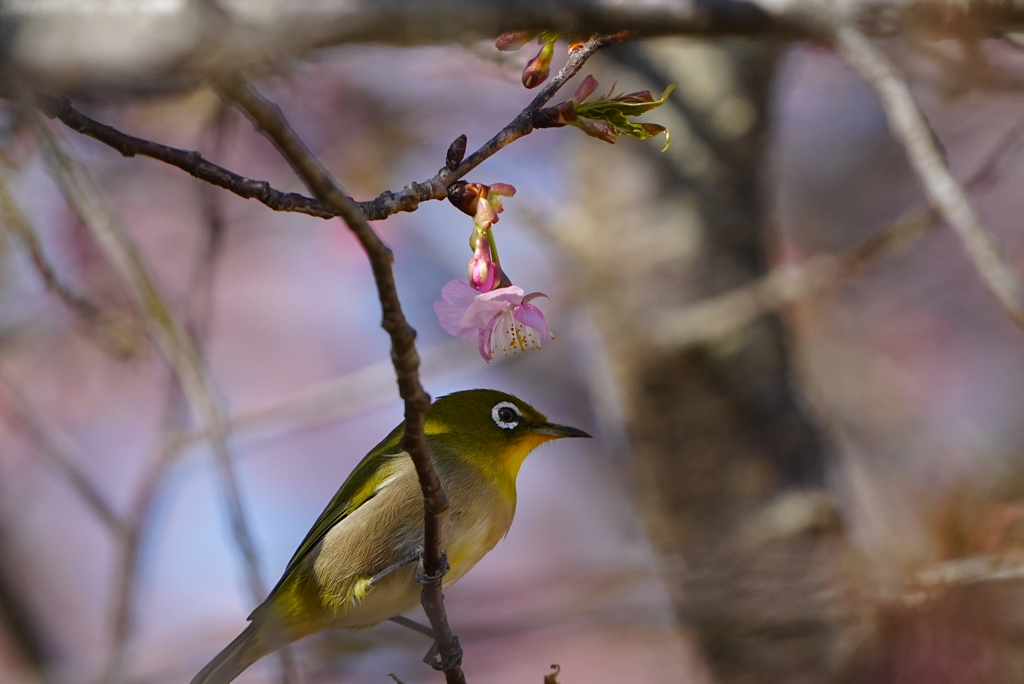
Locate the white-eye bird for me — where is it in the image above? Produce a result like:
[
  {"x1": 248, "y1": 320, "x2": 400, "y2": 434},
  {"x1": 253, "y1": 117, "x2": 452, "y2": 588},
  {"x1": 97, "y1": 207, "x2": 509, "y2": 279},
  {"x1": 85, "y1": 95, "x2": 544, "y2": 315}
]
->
[{"x1": 191, "y1": 389, "x2": 590, "y2": 684}]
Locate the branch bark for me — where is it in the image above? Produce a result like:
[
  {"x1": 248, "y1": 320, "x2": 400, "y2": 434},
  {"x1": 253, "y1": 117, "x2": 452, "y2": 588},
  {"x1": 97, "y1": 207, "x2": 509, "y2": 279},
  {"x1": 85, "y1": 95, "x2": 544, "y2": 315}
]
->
[
  {"x1": 38, "y1": 32, "x2": 623, "y2": 225},
  {"x1": 211, "y1": 71, "x2": 465, "y2": 684}
]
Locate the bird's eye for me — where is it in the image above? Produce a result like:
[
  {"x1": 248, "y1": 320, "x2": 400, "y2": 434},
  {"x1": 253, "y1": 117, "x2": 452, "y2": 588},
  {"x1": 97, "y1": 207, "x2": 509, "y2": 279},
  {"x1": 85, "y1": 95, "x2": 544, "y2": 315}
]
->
[{"x1": 491, "y1": 401, "x2": 521, "y2": 430}]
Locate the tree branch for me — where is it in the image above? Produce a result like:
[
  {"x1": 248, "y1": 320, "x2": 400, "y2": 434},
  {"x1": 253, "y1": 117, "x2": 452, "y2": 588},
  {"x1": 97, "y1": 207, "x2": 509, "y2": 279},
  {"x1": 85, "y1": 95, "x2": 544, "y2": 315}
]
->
[
  {"x1": 835, "y1": 25, "x2": 1024, "y2": 331},
  {"x1": 38, "y1": 32, "x2": 622, "y2": 225},
  {"x1": 35, "y1": 94, "x2": 337, "y2": 219},
  {"x1": 211, "y1": 71, "x2": 466, "y2": 684}
]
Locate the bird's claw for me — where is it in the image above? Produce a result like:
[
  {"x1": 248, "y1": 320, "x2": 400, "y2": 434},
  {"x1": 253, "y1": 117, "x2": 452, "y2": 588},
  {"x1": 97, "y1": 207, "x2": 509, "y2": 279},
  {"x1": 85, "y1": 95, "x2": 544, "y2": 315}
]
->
[
  {"x1": 415, "y1": 548, "x2": 450, "y2": 585},
  {"x1": 422, "y1": 636, "x2": 463, "y2": 671}
]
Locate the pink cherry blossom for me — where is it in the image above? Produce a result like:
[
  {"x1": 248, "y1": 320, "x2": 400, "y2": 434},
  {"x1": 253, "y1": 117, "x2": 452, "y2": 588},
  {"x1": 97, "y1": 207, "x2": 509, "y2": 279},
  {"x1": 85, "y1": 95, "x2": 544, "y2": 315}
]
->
[{"x1": 434, "y1": 280, "x2": 552, "y2": 362}]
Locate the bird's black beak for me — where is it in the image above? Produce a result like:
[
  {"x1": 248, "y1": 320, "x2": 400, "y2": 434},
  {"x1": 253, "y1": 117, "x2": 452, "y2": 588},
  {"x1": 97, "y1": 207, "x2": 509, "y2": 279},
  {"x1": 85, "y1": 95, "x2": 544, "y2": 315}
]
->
[{"x1": 532, "y1": 422, "x2": 592, "y2": 439}]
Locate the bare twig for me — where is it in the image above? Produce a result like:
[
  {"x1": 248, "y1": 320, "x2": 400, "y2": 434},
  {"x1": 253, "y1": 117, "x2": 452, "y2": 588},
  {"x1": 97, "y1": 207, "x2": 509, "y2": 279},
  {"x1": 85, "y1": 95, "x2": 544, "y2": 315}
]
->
[
  {"x1": 913, "y1": 555, "x2": 1024, "y2": 590},
  {"x1": 447, "y1": 33, "x2": 631, "y2": 181},
  {"x1": 36, "y1": 94, "x2": 337, "y2": 219},
  {"x1": 27, "y1": 114, "x2": 269, "y2": 610},
  {"x1": 0, "y1": 376, "x2": 125, "y2": 536},
  {"x1": 213, "y1": 70, "x2": 467, "y2": 683},
  {"x1": 101, "y1": 439, "x2": 174, "y2": 684},
  {"x1": 0, "y1": 163, "x2": 144, "y2": 359},
  {"x1": 166, "y1": 341, "x2": 473, "y2": 459},
  {"x1": 836, "y1": 25, "x2": 1024, "y2": 330},
  {"x1": 653, "y1": 118, "x2": 1024, "y2": 347},
  {"x1": 41, "y1": 33, "x2": 624, "y2": 225}
]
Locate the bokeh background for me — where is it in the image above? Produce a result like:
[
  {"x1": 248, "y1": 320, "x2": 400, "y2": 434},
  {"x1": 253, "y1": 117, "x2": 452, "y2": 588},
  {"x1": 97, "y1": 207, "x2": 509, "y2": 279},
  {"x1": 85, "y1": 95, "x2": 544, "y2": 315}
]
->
[{"x1": 3, "y1": 24, "x2": 1024, "y2": 684}]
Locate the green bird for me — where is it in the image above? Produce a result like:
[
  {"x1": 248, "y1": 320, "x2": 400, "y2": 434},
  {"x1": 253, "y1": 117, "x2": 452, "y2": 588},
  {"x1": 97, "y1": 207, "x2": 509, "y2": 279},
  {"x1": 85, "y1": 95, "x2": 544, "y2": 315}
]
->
[{"x1": 192, "y1": 389, "x2": 590, "y2": 684}]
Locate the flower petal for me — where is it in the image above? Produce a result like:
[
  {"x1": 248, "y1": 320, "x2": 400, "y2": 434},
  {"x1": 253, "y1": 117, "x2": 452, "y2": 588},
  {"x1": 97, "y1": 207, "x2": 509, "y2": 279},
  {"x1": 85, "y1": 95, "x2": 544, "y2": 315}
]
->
[
  {"x1": 514, "y1": 302, "x2": 552, "y2": 340},
  {"x1": 477, "y1": 285, "x2": 525, "y2": 304},
  {"x1": 489, "y1": 183, "x2": 516, "y2": 197},
  {"x1": 434, "y1": 280, "x2": 479, "y2": 341},
  {"x1": 459, "y1": 303, "x2": 502, "y2": 330},
  {"x1": 441, "y1": 278, "x2": 479, "y2": 307},
  {"x1": 474, "y1": 197, "x2": 499, "y2": 229}
]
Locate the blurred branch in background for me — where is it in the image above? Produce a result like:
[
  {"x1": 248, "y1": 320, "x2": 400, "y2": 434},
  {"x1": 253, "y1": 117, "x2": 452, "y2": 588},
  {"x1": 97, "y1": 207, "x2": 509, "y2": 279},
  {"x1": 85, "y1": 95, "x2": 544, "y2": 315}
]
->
[
  {"x1": 167, "y1": 342, "x2": 474, "y2": 461},
  {"x1": 27, "y1": 111, "x2": 266, "y2": 595},
  {"x1": 0, "y1": 163, "x2": 144, "y2": 359},
  {"x1": 8, "y1": 0, "x2": 1024, "y2": 95},
  {"x1": 653, "y1": 118, "x2": 1024, "y2": 348},
  {"x1": 25, "y1": 113, "x2": 278, "y2": 680},
  {"x1": 559, "y1": 38, "x2": 847, "y2": 683},
  {"x1": 0, "y1": 376, "x2": 124, "y2": 537},
  {"x1": 836, "y1": 25, "x2": 1024, "y2": 331}
]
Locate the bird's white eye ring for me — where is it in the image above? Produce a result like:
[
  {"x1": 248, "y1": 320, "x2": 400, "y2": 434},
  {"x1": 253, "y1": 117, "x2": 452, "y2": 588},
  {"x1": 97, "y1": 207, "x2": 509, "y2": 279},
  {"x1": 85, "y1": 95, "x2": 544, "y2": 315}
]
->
[{"x1": 491, "y1": 401, "x2": 521, "y2": 430}]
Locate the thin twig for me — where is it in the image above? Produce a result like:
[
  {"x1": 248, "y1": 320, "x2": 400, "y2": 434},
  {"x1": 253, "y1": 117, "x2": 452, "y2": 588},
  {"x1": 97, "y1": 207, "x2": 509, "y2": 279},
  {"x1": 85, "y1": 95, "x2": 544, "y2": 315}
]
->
[
  {"x1": 0, "y1": 163, "x2": 144, "y2": 359},
  {"x1": 165, "y1": 341, "x2": 472, "y2": 460},
  {"x1": 445, "y1": 33, "x2": 632, "y2": 182},
  {"x1": 36, "y1": 94, "x2": 336, "y2": 219},
  {"x1": 101, "y1": 439, "x2": 173, "y2": 684},
  {"x1": 27, "y1": 113, "x2": 269, "y2": 609},
  {"x1": 213, "y1": 69, "x2": 468, "y2": 684},
  {"x1": 836, "y1": 25, "x2": 1024, "y2": 330},
  {"x1": 0, "y1": 376, "x2": 125, "y2": 536},
  {"x1": 41, "y1": 32, "x2": 625, "y2": 224},
  {"x1": 653, "y1": 118, "x2": 1024, "y2": 348}
]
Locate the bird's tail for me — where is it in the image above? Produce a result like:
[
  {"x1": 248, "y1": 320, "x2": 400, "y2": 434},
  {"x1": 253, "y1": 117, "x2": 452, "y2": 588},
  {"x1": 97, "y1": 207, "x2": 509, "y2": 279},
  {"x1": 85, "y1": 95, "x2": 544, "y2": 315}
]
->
[{"x1": 190, "y1": 621, "x2": 271, "y2": 684}]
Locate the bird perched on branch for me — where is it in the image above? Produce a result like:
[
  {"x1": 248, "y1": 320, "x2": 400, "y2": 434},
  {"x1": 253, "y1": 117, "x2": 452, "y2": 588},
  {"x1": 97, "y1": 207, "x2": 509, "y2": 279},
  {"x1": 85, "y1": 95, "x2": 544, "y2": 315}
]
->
[{"x1": 192, "y1": 389, "x2": 590, "y2": 684}]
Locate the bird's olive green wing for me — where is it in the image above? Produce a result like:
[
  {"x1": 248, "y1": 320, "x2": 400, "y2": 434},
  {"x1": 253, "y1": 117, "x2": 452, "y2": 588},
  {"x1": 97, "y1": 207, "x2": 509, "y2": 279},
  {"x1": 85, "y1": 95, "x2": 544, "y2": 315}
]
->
[{"x1": 265, "y1": 423, "x2": 406, "y2": 599}]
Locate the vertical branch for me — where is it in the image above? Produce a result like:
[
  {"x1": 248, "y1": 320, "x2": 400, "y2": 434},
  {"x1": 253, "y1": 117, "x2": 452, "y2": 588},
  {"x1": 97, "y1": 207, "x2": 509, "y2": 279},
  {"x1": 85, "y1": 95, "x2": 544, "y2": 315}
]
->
[
  {"x1": 835, "y1": 26, "x2": 1024, "y2": 329},
  {"x1": 212, "y1": 72, "x2": 466, "y2": 683},
  {"x1": 27, "y1": 113, "x2": 269, "y2": 609}
]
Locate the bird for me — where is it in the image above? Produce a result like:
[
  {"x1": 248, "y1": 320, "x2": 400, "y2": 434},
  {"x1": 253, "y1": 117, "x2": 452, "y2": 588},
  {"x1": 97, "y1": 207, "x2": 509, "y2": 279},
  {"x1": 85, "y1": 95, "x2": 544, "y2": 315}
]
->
[{"x1": 191, "y1": 388, "x2": 591, "y2": 684}]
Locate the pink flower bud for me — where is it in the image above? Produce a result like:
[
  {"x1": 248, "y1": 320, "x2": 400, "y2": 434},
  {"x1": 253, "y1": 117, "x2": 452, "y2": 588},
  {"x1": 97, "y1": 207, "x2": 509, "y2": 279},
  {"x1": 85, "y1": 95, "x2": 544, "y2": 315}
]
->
[{"x1": 468, "y1": 258, "x2": 496, "y2": 293}]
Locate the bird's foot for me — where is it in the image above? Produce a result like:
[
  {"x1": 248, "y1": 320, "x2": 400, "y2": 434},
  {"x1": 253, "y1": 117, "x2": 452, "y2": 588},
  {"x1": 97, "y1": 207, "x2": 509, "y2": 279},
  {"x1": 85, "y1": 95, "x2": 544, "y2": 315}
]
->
[
  {"x1": 415, "y1": 548, "x2": 450, "y2": 585},
  {"x1": 367, "y1": 548, "x2": 422, "y2": 588},
  {"x1": 422, "y1": 635, "x2": 463, "y2": 671}
]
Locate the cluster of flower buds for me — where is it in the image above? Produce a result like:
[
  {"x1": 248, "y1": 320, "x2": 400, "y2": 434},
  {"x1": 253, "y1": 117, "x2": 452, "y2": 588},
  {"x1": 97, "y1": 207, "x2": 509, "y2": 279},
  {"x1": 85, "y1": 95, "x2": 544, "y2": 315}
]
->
[
  {"x1": 436, "y1": 180, "x2": 554, "y2": 362},
  {"x1": 447, "y1": 180, "x2": 516, "y2": 292},
  {"x1": 533, "y1": 75, "x2": 674, "y2": 151}
]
